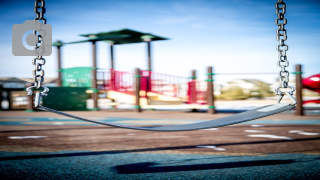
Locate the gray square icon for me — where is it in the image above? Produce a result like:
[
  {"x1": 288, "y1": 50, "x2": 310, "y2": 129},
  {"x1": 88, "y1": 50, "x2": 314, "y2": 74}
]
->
[{"x1": 12, "y1": 20, "x2": 52, "y2": 56}]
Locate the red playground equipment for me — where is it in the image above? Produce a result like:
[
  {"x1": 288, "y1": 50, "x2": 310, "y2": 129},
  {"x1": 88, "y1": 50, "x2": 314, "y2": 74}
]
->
[
  {"x1": 302, "y1": 74, "x2": 320, "y2": 104},
  {"x1": 101, "y1": 69, "x2": 207, "y2": 106},
  {"x1": 99, "y1": 68, "x2": 320, "y2": 108}
]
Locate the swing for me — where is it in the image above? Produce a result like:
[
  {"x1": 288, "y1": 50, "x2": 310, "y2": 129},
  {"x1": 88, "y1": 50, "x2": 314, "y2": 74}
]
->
[{"x1": 26, "y1": 0, "x2": 296, "y2": 131}]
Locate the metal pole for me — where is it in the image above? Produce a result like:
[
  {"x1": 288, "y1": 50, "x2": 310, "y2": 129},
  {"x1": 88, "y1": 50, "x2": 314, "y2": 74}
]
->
[
  {"x1": 147, "y1": 41, "x2": 152, "y2": 71},
  {"x1": 207, "y1": 66, "x2": 216, "y2": 114},
  {"x1": 110, "y1": 44, "x2": 114, "y2": 70},
  {"x1": 145, "y1": 41, "x2": 152, "y2": 95},
  {"x1": 56, "y1": 45, "x2": 62, "y2": 86},
  {"x1": 92, "y1": 41, "x2": 98, "y2": 110},
  {"x1": 295, "y1": 64, "x2": 304, "y2": 116},
  {"x1": 110, "y1": 44, "x2": 115, "y2": 90},
  {"x1": 135, "y1": 68, "x2": 142, "y2": 112}
]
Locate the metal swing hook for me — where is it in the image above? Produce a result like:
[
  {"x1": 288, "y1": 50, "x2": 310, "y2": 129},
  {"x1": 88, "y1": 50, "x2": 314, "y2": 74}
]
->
[
  {"x1": 26, "y1": 86, "x2": 49, "y2": 108},
  {"x1": 275, "y1": 86, "x2": 297, "y2": 105}
]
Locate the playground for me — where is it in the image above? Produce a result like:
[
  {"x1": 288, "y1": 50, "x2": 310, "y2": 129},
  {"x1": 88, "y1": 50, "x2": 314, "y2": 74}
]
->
[
  {"x1": 1, "y1": 0, "x2": 320, "y2": 179},
  {"x1": 3, "y1": 24, "x2": 319, "y2": 114}
]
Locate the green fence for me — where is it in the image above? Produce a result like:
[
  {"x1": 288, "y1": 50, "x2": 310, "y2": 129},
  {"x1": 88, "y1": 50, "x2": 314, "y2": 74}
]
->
[{"x1": 60, "y1": 67, "x2": 93, "y2": 87}]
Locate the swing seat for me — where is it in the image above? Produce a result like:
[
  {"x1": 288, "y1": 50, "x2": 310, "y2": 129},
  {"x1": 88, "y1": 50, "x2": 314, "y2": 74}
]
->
[{"x1": 39, "y1": 103, "x2": 295, "y2": 132}]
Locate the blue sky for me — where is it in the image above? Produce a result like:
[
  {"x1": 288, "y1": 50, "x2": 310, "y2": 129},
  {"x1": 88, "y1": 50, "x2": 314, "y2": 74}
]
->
[{"x1": 0, "y1": 0, "x2": 319, "y2": 85}]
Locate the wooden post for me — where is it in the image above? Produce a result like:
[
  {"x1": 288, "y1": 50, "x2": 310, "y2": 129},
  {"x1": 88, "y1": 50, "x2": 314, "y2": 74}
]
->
[
  {"x1": 191, "y1": 70, "x2": 197, "y2": 104},
  {"x1": 192, "y1": 70, "x2": 196, "y2": 80},
  {"x1": 0, "y1": 86, "x2": 3, "y2": 111},
  {"x1": 207, "y1": 66, "x2": 216, "y2": 114},
  {"x1": 26, "y1": 84, "x2": 34, "y2": 112},
  {"x1": 26, "y1": 95, "x2": 34, "y2": 112},
  {"x1": 53, "y1": 40, "x2": 63, "y2": 86},
  {"x1": 295, "y1": 64, "x2": 304, "y2": 116},
  {"x1": 134, "y1": 68, "x2": 142, "y2": 112},
  {"x1": 190, "y1": 70, "x2": 197, "y2": 111},
  {"x1": 91, "y1": 41, "x2": 99, "y2": 110},
  {"x1": 56, "y1": 45, "x2": 62, "y2": 86}
]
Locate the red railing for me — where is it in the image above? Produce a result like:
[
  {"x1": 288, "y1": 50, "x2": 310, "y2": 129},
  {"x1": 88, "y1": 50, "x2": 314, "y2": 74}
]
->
[
  {"x1": 98, "y1": 69, "x2": 135, "y2": 95},
  {"x1": 187, "y1": 80, "x2": 207, "y2": 104},
  {"x1": 141, "y1": 70, "x2": 190, "y2": 99},
  {"x1": 98, "y1": 69, "x2": 208, "y2": 104}
]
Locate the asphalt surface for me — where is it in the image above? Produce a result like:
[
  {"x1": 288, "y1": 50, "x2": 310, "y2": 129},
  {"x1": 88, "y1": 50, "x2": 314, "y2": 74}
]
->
[{"x1": 0, "y1": 110, "x2": 320, "y2": 179}]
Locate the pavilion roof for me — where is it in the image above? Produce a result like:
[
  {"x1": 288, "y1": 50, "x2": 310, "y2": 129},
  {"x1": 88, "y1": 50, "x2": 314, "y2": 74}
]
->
[{"x1": 53, "y1": 28, "x2": 169, "y2": 46}]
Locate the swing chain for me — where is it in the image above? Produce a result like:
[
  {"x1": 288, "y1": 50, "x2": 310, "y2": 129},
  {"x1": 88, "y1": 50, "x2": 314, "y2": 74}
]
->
[
  {"x1": 34, "y1": 0, "x2": 46, "y2": 23},
  {"x1": 275, "y1": 0, "x2": 295, "y2": 104},
  {"x1": 26, "y1": 0, "x2": 49, "y2": 105}
]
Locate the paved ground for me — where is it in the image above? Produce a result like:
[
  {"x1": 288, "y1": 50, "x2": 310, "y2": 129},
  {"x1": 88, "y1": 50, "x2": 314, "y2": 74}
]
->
[{"x1": 0, "y1": 110, "x2": 320, "y2": 179}]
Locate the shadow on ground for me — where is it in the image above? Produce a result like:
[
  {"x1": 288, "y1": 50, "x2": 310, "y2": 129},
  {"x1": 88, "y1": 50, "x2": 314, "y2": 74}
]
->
[{"x1": 114, "y1": 160, "x2": 295, "y2": 174}]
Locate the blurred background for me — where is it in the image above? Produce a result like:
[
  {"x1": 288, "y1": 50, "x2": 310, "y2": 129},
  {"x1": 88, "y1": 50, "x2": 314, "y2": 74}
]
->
[{"x1": 0, "y1": 0, "x2": 319, "y2": 111}]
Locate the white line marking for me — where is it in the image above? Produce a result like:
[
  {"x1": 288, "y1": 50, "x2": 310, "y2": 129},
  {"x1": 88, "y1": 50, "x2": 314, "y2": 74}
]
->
[
  {"x1": 244, "y1": 130, "x2": 266, "y2": 133},
  {"x1": 298, "y1": 132, "x2": 320, "y2": 135},
  {"x1": 247, "y1": 134, "x2": 293, "y2": 140},
  {"x1": 289, "y1": 130, "x2": 303, "y2": 133},
  {"x1": 8, "y1": 136, "x2": 48, "y2": 139},
  {"x1": 289, "y1": 130, "x2": 319, "y2": 136},
  {"x1": 196, "y1": 146, "x2": 226, "y2": 151},
  {"x1": 203, "y1": 128, "x2": 219, "y2": 130},
  {"x1": 251, "y1": 125, "x2": 264, "y2": 127}
]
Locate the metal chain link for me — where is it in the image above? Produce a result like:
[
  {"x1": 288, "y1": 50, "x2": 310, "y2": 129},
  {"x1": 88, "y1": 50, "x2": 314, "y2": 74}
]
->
[
  {"x1": 275, "y1": 0, "x2": 295, "y2": 97},
  {"x1": 34, "y1": 0, "x2": 46, "y2": 23},
  {"x1": 27, "y1": 0, "x2": 49, "y2": 97}
]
